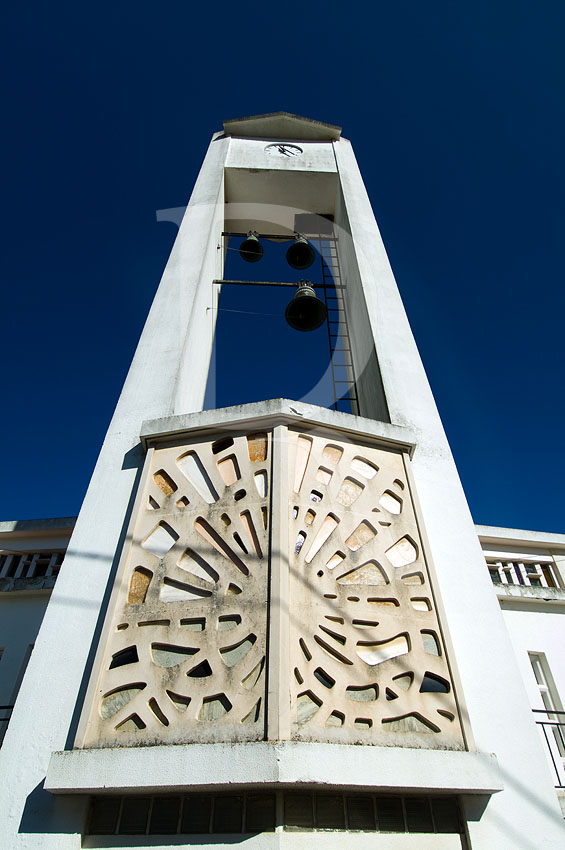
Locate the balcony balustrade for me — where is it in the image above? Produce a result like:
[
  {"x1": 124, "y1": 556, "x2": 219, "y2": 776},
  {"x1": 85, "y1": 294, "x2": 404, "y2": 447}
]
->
[
  {"x1": 0, "y1": 551, "x2": 64, "y2": 590},
  {"x1": 533, "y1": 708, "x2": 565, "y2": 788},
  {"x1": 487, "y1": 559, "x2": 560, "y2": 589}
]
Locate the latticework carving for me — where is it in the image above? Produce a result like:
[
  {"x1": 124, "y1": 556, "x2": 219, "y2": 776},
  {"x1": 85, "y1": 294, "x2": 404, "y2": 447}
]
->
[
  {"x1": 288, "y1": 431, "x2": 464, "y2": 749},
  {"x1": 82, "y1": 422, "x2": 464, "y2": 752},
  {"x1": 83, "y1": 432, "x2": 270, "y2": 748}
]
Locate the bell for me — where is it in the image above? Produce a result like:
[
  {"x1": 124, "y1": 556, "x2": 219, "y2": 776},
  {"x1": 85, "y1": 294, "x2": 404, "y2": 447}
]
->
[
  {"x1": 286, "y1": 234, "x2": 315, "y2": 270},
  {"x1": 239, "y1": 231, "x2": 263, "y2": 263},
  {"x1": 285, "y1": 280, "x2": 327, "y2": 332}
]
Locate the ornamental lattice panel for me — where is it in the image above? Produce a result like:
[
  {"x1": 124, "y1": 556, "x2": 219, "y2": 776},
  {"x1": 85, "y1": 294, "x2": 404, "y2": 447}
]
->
[
  {"x1": 287, "y1": 430, "x2": 464, "y2": 749},
  {"x1": 80, "y1": 422, "x2": 464, "y2": 751},
  {"x1": 82, "y1": 431, "x2": 270, "y2": 748}
]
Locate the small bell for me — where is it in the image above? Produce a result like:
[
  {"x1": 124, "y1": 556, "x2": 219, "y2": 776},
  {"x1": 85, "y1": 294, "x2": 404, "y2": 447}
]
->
[
  {"x1": 286, "y1": 234, "x2": 315, "y2": 270},
  {"x1": 285, "y1": 280, "x2": 327, "y2": 332},
  {"x1": 239, "y1": 231, "x2": 263, "y2": 263}
]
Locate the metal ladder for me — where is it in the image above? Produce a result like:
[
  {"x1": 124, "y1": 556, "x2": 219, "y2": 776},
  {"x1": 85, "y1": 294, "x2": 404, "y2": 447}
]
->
[{"x1": 316, "y1": 236, "x2": 360, "y2": 415}]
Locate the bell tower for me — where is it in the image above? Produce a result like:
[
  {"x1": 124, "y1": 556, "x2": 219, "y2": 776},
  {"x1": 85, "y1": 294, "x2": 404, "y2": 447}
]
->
[{"x1": 1, "y1": 113, "x2": 563, "y2": 849}]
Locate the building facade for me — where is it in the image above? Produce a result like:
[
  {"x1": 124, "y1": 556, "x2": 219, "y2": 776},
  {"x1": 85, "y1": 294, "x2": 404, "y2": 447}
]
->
[{"x1": 0, "y1": 113, "x2": 563, "y2": 848}]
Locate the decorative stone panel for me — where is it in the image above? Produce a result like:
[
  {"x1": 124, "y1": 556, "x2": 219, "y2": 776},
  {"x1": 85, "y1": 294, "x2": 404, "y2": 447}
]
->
[
  {"x1": 82, "y1": 431, "x2": 270, "y2": 748},
  {"x1": 80, "y1": 420, "x2": 464, "y2": 752},
  {"x1": 288, "y1": 430, "x2": 464, "y2": 749}
]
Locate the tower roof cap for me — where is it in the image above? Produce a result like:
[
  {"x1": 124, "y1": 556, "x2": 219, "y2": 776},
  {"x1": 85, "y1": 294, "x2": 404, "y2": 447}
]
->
[{"x1": 222, "y1": 112, "x2": 341, "y2": 141}]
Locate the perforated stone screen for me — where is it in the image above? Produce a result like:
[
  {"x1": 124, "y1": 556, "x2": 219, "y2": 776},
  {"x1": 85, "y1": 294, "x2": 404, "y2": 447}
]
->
[
  {"x1": 82, "y1": 431, "x2": 270, "y2": 748},
  {"x1": 79, "y1": 422, "x2": 464, "y2": 751},
  {"x1": 287, "y1": 429, "x2": 463, "y2": 748}
]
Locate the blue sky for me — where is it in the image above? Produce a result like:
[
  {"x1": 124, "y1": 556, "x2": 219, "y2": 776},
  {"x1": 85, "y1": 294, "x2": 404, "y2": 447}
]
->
[{"x1": 2, "y1": 2, "x2": 564, "y2": 532}]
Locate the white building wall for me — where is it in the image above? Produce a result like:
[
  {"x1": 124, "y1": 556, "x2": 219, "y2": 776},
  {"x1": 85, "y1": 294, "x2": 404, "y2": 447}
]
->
[
  {"x1": 501, "y1": 606, "x2": 565, "y2": 797},
  {"x1": 0, "y1": 594, "x2": 48, "y2": 708},
  {"x1": 501, "y1": 608, "x2": 565, "y2": 711},
  {"x1": 0, "y1": 519, "x2": 75, "y2": 722}
]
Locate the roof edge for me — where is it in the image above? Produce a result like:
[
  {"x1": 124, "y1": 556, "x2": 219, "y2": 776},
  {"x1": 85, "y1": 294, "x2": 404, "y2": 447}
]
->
[
  {"x1": 0, "y1": 516, "x2": 77, "y2": 534},
  {"x1": 223, "y1": 112, "x2": 342, "y2": 141},
  {"x1": 476, "y1": 524, "x2": 565, "y2": 547}
]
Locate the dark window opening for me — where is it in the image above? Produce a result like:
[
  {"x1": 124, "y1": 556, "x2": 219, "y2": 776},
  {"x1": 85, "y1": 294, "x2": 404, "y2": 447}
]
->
[{"x1": 87, "y1": 790, "x2": 463, "y2": 835}]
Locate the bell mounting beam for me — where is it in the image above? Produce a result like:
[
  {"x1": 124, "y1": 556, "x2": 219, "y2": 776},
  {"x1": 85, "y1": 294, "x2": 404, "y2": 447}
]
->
[{"x1": 212, "y1": 279, "x2": 345, "y2": 289}]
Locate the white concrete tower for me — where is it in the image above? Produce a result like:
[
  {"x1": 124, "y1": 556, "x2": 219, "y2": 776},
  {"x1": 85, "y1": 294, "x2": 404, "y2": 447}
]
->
[{"x1": 0, "y1": 113, "x2": 563, "y2": 849}]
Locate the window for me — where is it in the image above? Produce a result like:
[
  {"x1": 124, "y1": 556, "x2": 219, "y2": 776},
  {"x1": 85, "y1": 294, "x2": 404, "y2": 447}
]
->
[{"x1": 529, "y1": 652, "x2": 565, "y2": 757}]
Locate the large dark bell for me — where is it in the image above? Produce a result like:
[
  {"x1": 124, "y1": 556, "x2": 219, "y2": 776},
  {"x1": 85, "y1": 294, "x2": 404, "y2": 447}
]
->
[
  {"x1": 285, "y1": 281, "x2": 327, "y2": 332},
  {"x1": 286, "y1": 235, "x2": 315, "y2": 270},
  {"x1": 239, "y1": 231, "x2": 263, "y2": 263}
]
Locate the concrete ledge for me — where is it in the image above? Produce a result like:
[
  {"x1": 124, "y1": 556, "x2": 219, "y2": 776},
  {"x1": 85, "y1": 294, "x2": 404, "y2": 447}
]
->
[
  {"x1": 476, "y1": 524, "x2": 565, "y2": 549},
  {"x1": 46, "y1": 741, "x2": 502, "y2": 796},
  {"x1": 496, "y1": 584, "x2": 565, "y2": 606},
  {"x1": 141, "y1": 399, "x2": 417, "y2": 457},
  {"x1": 0, "y1": 516, "x2": 76, "y2": 533},
  {"x1": 0, "y1": 575, "x2": 56, "y2": 593}
]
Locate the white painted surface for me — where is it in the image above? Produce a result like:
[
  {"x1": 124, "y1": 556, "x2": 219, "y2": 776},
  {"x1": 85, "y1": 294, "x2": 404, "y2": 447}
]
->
[
  {"x1": 46, "y1": 741, "x2": 502, "y2": 795},
  {"x1": 502, "y1": 608, "x2": 565, "y2": 710},
  {"x1": 477, "y1": 524, "x2": 565, "y2": 549},
  {"x1": 501, "y1": 604, "x2": 565, "y2": 787},
  {"x1": 0, "y1": 594, "x2": 48, "y2": 707},
  {"x1": 140, "y1": 398, "x2": 416, "y2": 453},
  {"x1": 226, "y1": 138, "x2": 337, "y2": 174},
  {"x1": 0, "y1": 520, "x2": 74, "y2": 712}
]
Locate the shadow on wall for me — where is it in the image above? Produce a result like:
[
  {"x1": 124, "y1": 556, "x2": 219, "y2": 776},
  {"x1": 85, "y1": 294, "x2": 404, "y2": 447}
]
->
[
  {"x1": 18, "y1": 780, "x2": 250, "y2": 844},
  {"x1": 19, "y1": 780, "x2": 87, "y2": 836}
]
